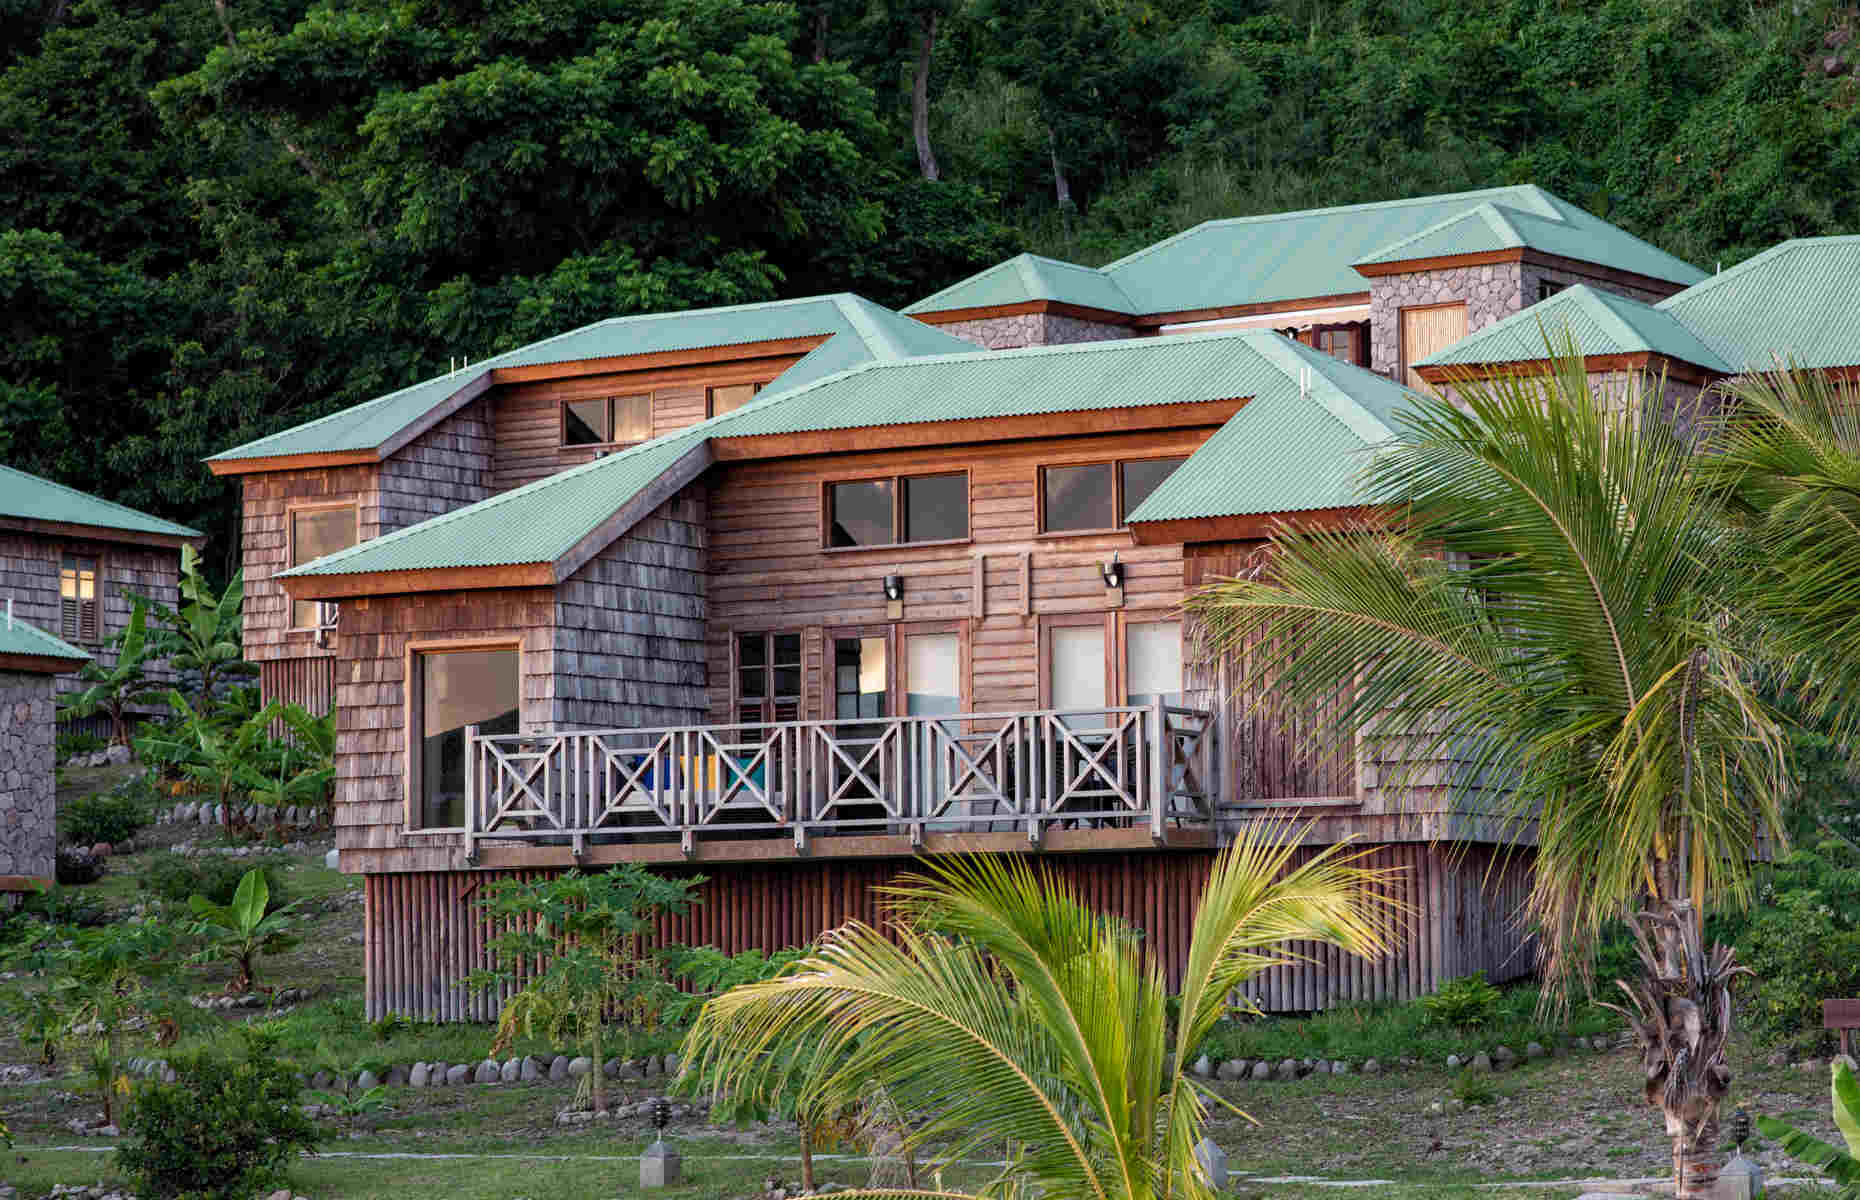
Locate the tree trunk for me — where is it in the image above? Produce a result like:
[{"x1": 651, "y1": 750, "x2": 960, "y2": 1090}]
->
[
  {"x1": 1604, "y1": 897, "x2": 1742, "y2": 1200},
  {"x1": 591, "y1": 1024, "x2": 607, "y2": 1114},
  {"x1": 1048, "y1": 132, "x2": 1073, "y2": 209},
  {"x1": 800, "y1": 1123, "x2": 816, "y2": 1192},
  {"x1": 911, "y1": 11, "x2": 940, "y2": 182},
  {"x1": 813, "y1": 7, "x2": 829, "y2": 63}
]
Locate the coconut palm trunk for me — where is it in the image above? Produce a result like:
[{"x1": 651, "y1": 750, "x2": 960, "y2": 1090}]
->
[{"x1": 1183, "y1": 348, "x2": 1789, "y2": 1200}]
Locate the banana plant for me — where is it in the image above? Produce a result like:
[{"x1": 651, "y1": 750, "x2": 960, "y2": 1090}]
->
[
  {"x1": 188, "y1": 868, "x2": 300, "y2": 994},
  {"x1": 139, "y1": 543, "x2": 256, "y2": 700},
  {"x1": 60, "y1": 600, "x2": 160, "y2": 745},
  {"x1": 1759, "y1": 1060, "x2": 1860, "y2": 1197}
]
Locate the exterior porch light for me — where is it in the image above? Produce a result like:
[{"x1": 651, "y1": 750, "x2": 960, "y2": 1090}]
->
[
  {"x1": 883, "y1": 574, "x2": 904, "y2": 602},
  {"x1": 1099, "y1": 552, "x2": 1123, "y2": 590}
]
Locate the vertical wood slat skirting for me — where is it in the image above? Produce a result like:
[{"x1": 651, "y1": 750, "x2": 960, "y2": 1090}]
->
[
  {"x1": 259, "y1": 655, "x2": 337, "y2": 715},
  {"x1": 363, "y1": 845, "x2": 1537, "y2": 1021}
]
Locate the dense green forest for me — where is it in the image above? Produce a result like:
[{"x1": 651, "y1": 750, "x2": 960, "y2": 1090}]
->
[{"x1": 3, "y1": 0, "x2": 1857, "y2": 563}]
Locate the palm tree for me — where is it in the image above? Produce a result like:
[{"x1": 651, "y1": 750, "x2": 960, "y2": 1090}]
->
[
  {"x1": 680, "y1": 821, "x2": 1400, "y2": 1200},
  {"x1": 1184, "y1": 358, "x2": 1789, "y2": 1197},
  {"x1": 1697, "y1": 367, "x2": 1860, "y2": 757}
]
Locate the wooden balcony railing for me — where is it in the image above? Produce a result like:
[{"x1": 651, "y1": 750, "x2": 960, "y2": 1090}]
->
[{"x1": 462, "y1": 701, "x2": 1217, "y2": 859}]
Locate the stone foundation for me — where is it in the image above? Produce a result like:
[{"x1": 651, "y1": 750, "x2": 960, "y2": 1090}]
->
[{"x1": 0, "y1": 670, "x2": 56, "y2": 884}]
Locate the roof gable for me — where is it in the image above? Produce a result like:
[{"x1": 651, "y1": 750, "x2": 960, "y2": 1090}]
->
[
  {"x1": 1658, "y1": 237, "x2": 1860, "y2": 372},
  {"x1": 1416, "y1": 284, "x2": 1734, "y2": 374},
  {"x1": 0, "y1": 465, "x2": 202, "y2": 542},
  {"x1": 902, "y1": 253, "x2": 1138, "y2": 316},
  {"x1": 0, "y1": 609, "x2": 91, "y2": 669}
]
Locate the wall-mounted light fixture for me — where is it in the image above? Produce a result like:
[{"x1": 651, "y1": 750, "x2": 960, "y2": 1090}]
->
[
  {"x1": 883, "y1": 574, "x2": 904, "y2": 620},
  {"x1": 1099, "y1": 553, "x2": 1123, "y2": 590}
]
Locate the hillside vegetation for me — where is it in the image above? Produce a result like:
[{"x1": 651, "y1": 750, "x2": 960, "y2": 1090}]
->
[{"x1": 1, "y1": 0, "x2": 1856, "y2": 553}]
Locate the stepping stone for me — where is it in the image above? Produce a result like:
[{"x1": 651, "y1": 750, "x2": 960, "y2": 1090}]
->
[
  {"x1": 1472, "y1": 1052, "x2": 1494, "y2": 1072},
  {"x1": 1250, "y1": 1061, "x2": 1271, "y2": 1081},
  {"x1": 356, "y1": 1069, "x2": 380, "y2": 1090},
  {"x1": 521, "y1": 1056, "x2": 543, "y2": 1082},
  {"x1": 474, "y1": 1060, "x2": 500, "y2": 1084},
  {"x1": 1361, "y1": 1059, "x2": 1381, "y2": 1075},
  {"x1": 501, "y1": 1058, "x2": 521, "y2": 1083},
  {"x1": 386, "y1": 1065, "x2": 410, "y2": 1087},
  {"x1": 548, "y1": 1055, "x2": 570, "y2": 1082},
  {"x1": 445, "y1": 1064, "x2": 470, "y2": 1086},
  {"x1": 1330, "y1": 1061, "x2": 1350, "y2": 1076}
]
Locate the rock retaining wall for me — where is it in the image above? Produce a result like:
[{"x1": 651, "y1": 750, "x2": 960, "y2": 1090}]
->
[{"x1": 0, "y1": 670, "x2": 56, "y2": 884}]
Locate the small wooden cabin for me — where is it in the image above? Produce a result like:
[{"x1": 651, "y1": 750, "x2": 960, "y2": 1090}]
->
[{"x1": 212, "y1": 186, "x2": 1742, "y2": 1020}]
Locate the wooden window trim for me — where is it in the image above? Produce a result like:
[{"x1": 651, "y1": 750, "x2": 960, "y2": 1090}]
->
[
  {"x1": 819, "y1": 470, "x2": 971, "y2": 550},
  {"x1": 706, "y1": 382, "x2": 762, "y2": 419},
  {"x1": 1114, "y1": 609, "x2": 1184, "y2": 707},
  {"x1": 59, "y1": 548, "x2": 104, "y2": 646},
  {"x1": 1035, "y1": 455, "x2": 1189, "y2": 536},
  {"x1": 824, "y1": 619, "x2": 972, "y2": 718},
  {"x1": 403, "y1": 635, "x2": 524, "y2": 833},
  {"x1": 558, "y1": 393, "x2": 653, "y2": 451},
  {"x1": 285, "y1": 499, "x2": 361, "y2": 633},
  {"x1": 1038, "y1": 610, "x2": 1181, "y2": 710},
  {"x1": 729, "y1": 628, "x2": 805, "y2": 725}
]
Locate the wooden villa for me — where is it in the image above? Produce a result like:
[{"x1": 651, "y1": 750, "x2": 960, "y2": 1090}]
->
[{"x1": 208, "y1": 187, "x2": 1860, "y2": 1022}]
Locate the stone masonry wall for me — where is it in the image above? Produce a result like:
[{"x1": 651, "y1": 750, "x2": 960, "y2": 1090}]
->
[
  {"x1": 932, "y1": 312, "x2": 1136, "y2": 349},
  {"x1": 1369, "y1": 263, "x2": 1525, "y2": 378},
  {"x1": 0, "y1": 671, "x2": 56, "y2": 883}
]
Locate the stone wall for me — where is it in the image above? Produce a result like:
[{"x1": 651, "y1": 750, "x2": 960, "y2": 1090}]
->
[
  {"x1": 932, "y1": 312, "x2": 1136, "y2": 350},
  {"x1": 1369, "y1": 263, "x2": 1525, "y2": 378},
  {"x1": 0, "y1": 671, "x2": 56, "y2": 884}
]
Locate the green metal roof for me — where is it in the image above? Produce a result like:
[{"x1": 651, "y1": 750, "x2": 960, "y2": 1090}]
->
[
  {"x1": 1125, "y1": 337, "x2": 1419, "y2": 523},
  {"x1": 910, "y1": 186, "x2": 1706, "y2": 318},
  {"x1": 901, "y1": 253, "x2": 1138, "y2": 316},
  {"x1": 284, "y1": 328, "x2": 1420, "y2": 577},
  {"x1": 209, "y1": 294, "x2": 974, "y2": 462},
  {"x1": 1416, "y1": 285, "x2": 1735, "y2": 373},
  {"x1": 1658, "y1": 237, "x2": 1860, "y2": 372},
  {"x1": 0, "y1": 465, "x2": 202, "y2": 539},
  {"x1": 0, "y1": 611, "x2": 90, "y2": 665}
]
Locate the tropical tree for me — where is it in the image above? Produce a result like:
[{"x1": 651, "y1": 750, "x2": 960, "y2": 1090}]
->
[
  {"x1": 140, "y1": 543, "x2": 255, "y2": 701},
  {"x1": 1696, "y1": 367, "x2": 1860, "y2": 759},
  {"x1": 681, "y1": 821, "x2": 1400, "y2": 1199},
  {"x1": 61, "y1": 600, "x2": 159, "y2": 745},
  {"x1": 51, "y1": 921, "x2": 194, "y2": 1128},
  {"x1": 134, "y1": 691, "x2": 326, "y2": 835},
  {"x1": 1759, "y1": 1059, "x2": 1860, "y2": 1196},
  {"x1": 1184, "y1": 359, "x2": 1789, "y2": 1197},
  {"x1": 188, "y1": 867, "x2": 301, "y2": 994}
]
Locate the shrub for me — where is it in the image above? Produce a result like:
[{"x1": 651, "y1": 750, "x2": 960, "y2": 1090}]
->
[
  {"x1": 142, "y1": 854, "x2": 286, "y2": 908},
  {"x1": 55, "y1": 846, "x2": 103, "y2": 885},
  {"x1": 1421, "y1": 973, "x2": 1503, "y2": 1030},
  {"x1": 117, "y1": 1029, "x2": 318, "y2": 1200},
  {"x1": 1453, "y1": 1070, "x2": 1497, "y2": 1107},
  {"x1": 56, "y1": 729, "x2": 107, "y2": 760},
  {"x1": 20, "y1": 884, "x2": 107, "y2": 927},
  {"x1": 60, "y1": 791, "x2": 149, "y2": 847},
  {"x1": 1725, "y1": 839, "x2": 1860, "y2": 1044}
]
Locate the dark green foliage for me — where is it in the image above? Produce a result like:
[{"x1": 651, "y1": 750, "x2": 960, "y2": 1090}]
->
[
  {"x1": 661, "y1": 944, "x2": 806, "y2": 1024},
  {"x1": 1421, "y1": 972, "x2": 1504, "y2": 1030},
  {"x1": 18, "y1": 883, "x2": 107, "y2": 927},
  {"x1": 141, "y1": 853, "x2": 288, "y2": 908},
  {"x1": 54, "y1": 845, "x2": 102, "y2": 885},
  {"x1": 1715, "y1": 837, "x2": 1860, "y2": 1044},
  {"x1": 117, "y1": 1028, "x2": 320, "y2": 1200},
  {"x1": 1757, "y1": 1060, "x2": 1860, "y2": 1197},
  {"x1": 59, "y1": 790, "x2": 150, "y2": 847},
  {"x1": 55, "y1": 729, "x2": 107, "y2": 760}
]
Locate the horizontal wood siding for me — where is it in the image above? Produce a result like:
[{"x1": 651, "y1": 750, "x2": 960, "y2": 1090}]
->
[
  {"x1": 706, "y1": 429, "x2": 1215, "y2": 723},
  {"x1": 553, "y1": 486, "x2": 709, "y2": 730},
  {"x1": 363, "y1": 844, "x2": 1534, "y2": 1019},
  {"x1": 333, "y1": 588, "x2": 556, "y2": 861},
  {"x1": 244, "y1": 400, "x2": 493, "y2": 699},
  {"x1": 0, "y1": 532, "x2": 183, "y2": 701}
]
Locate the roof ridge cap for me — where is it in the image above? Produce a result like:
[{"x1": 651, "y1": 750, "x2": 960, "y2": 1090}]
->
[
  {"x1": 1012, "y1": 255, "x2": 1048, "y2": 300},
  {"x1": 1570, "y1": 283, "x2": 1650, "y2": 350},
  {"x1": 1249, "y1": 334, "x2": 1399, "y2": 445},
  {"x1": 1658, "y1": 239, "x2": 1808, "y2": 309},
  {"x1": 0, "y1": 464, "x2": 202, "y2": 535},
  {"x1": 831, "y1": 296, "x2": 909, "y2": 361},
  {"x1": 903, "y1": 256, "x2": 1029, "y2": 313}
]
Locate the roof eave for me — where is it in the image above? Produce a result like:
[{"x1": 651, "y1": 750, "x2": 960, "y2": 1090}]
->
[
  {"x1": 1128, "y1": 505, "x2": 1385, "y2": 546},
  {"x1": 0, "y1": 515, "x2": 205, "y2": 549},
  {"x1": 1413, "y1": 352, "x2": 1722, "y2": 388},
  {"x1": 908, "y1": 299, "x2": 1138, "y2": 327},
  {"x1": 1355, "y1": 248, "x2": 1696, "y2": 295},
  {"x1": 0, "y1": 650, "x2": 91, "y2": 674},
  {"x1": 280, "y1": 562, "x2": 558, "y2": 600}
]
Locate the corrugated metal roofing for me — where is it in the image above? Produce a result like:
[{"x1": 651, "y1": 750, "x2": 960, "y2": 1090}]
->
[
  {"x1": 0, "y1": 465, "x2": 203, "y2": 539},
  {"x1": 910, "y1": 186, "x2": 1706, "y2": 318},
  {"x1": 901, "y1": 253, "x2": 1138, "y2": 316},
  {"x1": 1418, "y1": 285, "x2": 1735, "y2": 373},
  {"x1": 0, "y1": 612, "x2": 90, "y2": 664},
  {"x1": 210, "y1": 295, "x2": 974, "y2": 462},
  {"x1": 1125, "y1": 337, "x2": 1419, "y2": 522},
  {"x1": 1658, "y1": 237, "x2": 1860, "y2": 372},
  {"x1": 286, "y1": 328, "x2": 1414, "y2": 576}
]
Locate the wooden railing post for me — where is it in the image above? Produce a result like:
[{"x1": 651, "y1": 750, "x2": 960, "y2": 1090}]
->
[
  {"x1": 463, "y1": 723, "x2": 480, "y2": 862},
  {"x1": 1149, "y1": 698, "x2": 1168, "y2": 843}
]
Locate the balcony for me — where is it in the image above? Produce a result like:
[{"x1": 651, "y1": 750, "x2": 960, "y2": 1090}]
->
[{"x1": 461, "y1": 701, "x2": 1219, "y2": 863}]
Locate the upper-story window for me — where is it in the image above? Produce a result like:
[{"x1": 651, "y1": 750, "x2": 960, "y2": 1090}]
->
[
  {"x1": 60, "y1": 554, "x2": 98, "y2": 643},
  {"x1": 562, "y1": 394, "x2": 652, "y2": 447},
  {"x1": 1537, "y1": 280, "x2": 1566, "y2": 303},
  {"x1": 826, "y1": 472, "x2": 968, "y2": 548},
  {"x1": 1315, "y1": 325, "x2": 1359, "y2": 364},
  {"x1": 290, "y1": 503, "x2": 358, "y2": 630},
  {"x1": 709, "y1": 384, "x2": 760, "y2": 418},
  {"x1": 1039, "y1": 457, "x2": 1187, "y2": 533}
]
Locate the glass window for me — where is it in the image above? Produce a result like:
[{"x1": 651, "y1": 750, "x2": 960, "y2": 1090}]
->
[
  {"x1": 1316, "y1": 327, "x2": 1356, "y2": 363},
  {"x1": 563, "y1": 398, "x2": 607, "y2": 445},
  {"x1": 611, "y1": 394, "x2": 652, "y2": 443},
  {"x1": 710, "y1": 383, "x2": 758, "y2": 417},
  {"x1": 1125, "y1": 621, "x2": 1182, "y2": 707},
  {"x1": 736, "y1": 631, "x2": 802, "y2": 723},
  {"x1": 290, "y1": 506, "x2": 357, "y2": 629},
  {"x1": 1118, "y1": 458, "x2": 1187, "y2": 523},
  {"x1": 834, "y1": 636, "x2": 889, "y2": 720},
  {"x1": 1043, "y1": 463, "x2": 1115, "y2": 532},
  {"x1": 905, "y1": 633, "x2": 961, "y2": 717},
  {"x1": 1538, "y1": 280, "x2": 1566, "y2": 303},
  {"x1": 414, "y1": 648, "x2": 519, "y2": 829},
  {"x1": 901, "y1": 473, "x2": 967, "y2": 543},
  {"x1": 829, "y1": 479, "x2": 893, "y2": 548},
  {"x1": 1049, "y1": 624, "x2": 1106, "y2": 711},
  {"x1": 60, "y1": 554, "x2": 98, "y2": 643}
]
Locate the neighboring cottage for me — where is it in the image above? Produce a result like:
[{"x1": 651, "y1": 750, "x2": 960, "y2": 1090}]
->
[
  {"x1": 0, "y1": 613, "x2": 88, "y2": 897},
  {"x1": 212, "y1": 184, "x2": 1816, "y2": 1022},
  {"x1": 0, "y1": 465, "x2": 205, "y2": 712}
]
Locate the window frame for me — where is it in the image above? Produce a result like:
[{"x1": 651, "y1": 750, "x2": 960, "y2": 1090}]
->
[
  {"x1": 822, "y1": 619, "x2": 972, "y2": 720},
  {"x1": 285, "y1": 499, "x2": 361, "y2": 633},
  {"x1": 558, "y1": 393, "x2": 653, "y2": 449},
  {"x1": 1037, "y1": 610, "x2": 1181, "y2": 711},
  {"x1": 59, "y1": 550, "x2": 103, "y2": 645},
  {"x1": 730, "y1": 628, "x2": 806, "y2": 725},
  {"x1": 707, "y1": 382, "x2": 762, "y2": 419},
  {"x1": 819, "y1": 469, "x2": 972, "y2": 551},
  {"x1": 403, "y1": 635, "x2": 524, "y2": 833},
  {"x1": 1035, "y1": 455, "x2": 1189, "y2": 536}
]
